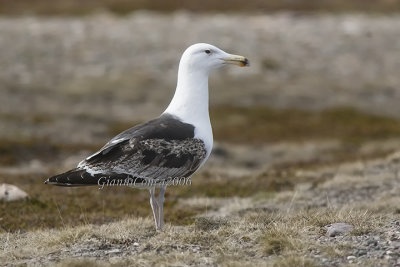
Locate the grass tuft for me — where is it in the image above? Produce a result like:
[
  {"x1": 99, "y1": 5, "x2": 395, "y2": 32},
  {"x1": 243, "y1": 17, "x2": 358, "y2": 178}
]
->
[
  {"x1": 272, "y1": 255, "x2": 318, "y2": 267},
  {"x1": 55, "y1": 259, "x2": 109, "y2": 267},
  {"x1": 304, "y1": 208, "x2": 381, "y2": 236},
  {"x1": 194, "y1": 217, "x2": 228, "y2": 231},
  {"x1": 262, "y1": 223, "x2": 304, "y2": 255}
]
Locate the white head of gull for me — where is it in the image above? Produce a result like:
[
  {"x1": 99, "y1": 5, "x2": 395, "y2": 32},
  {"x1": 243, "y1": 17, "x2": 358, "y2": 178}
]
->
[
  {"x1": 164, "y1": 43, "x2": 249, "y2": 156},
  {"x1": 45, "y1": 43, "x2": 249, "y2": 231}
]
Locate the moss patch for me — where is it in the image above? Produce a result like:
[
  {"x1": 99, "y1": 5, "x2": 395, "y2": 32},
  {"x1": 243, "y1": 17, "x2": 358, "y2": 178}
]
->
[
  {"x1": 211, "y1": 106, "x2": 400, "y2": 145},
  {"x1": 0, "y1": 138, "x2": 99, "y2": 166},
  {"x1": 172, "y1": 169, "x2": 295, "y2": 199}
]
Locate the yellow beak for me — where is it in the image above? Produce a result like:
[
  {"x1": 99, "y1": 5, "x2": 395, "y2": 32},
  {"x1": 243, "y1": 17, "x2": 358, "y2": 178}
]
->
[{"x1": 222, "y1": 55, "x2": 250, "y2": 67}]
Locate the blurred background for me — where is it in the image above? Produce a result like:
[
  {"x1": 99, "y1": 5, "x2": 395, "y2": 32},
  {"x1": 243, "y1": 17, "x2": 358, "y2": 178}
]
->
[{"x1": 1, "y1": 0, "x2": 400, "y2": 234}]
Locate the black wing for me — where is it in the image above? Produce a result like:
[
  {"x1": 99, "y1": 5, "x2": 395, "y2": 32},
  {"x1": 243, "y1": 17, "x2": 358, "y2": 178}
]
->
[{"x1": 45, "y1": 114, "x2": 207, "y2": 186}]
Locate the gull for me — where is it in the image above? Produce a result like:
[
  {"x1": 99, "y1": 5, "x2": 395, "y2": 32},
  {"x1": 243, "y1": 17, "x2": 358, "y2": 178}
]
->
[{"x1": 45, "y1": 43, "x2": 249, "y2": 230}]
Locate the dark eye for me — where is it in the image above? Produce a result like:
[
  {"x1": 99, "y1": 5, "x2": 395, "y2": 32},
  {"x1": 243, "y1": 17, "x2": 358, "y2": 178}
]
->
[{"x1": 205, "y1": 49, "x2": 211, "y2": 54}]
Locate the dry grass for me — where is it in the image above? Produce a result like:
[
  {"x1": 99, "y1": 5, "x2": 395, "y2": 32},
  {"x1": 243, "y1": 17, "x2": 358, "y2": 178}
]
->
[
  {"x1": 263, "y1": 226, "x2": 303, "y2": 255},
  {"x1": 307, "y1": 208, "x2": 382, "y2": 236},
  {"x1": 0, "y1": 205, "x2": 390, "y2": 266},
  {"x1": 257, "y1": 207, "x2": 382, "y2": 257},
  {"x1": 2, "y1": 144, "x2": 398, "y2": 266},
  {"x1": 272, "y1": 255, "x2": 318, "y2": 267}
]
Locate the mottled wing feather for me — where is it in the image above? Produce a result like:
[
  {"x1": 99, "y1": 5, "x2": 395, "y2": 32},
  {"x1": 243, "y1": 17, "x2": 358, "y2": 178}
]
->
[
  {"x1": 45, "y1": 114, "x2": 207, "y2": 186},
  {"x1": 81, "y1": 138, "x2": 206, "y2": 181}
]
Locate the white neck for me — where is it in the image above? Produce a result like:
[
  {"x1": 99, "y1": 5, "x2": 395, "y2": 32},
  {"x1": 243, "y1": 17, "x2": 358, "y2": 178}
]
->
[
  {"x1": 163, "y1": 63, "x2": 211, "y2": 125},
  {"x1": 162, "y1": 58, "x2": 213, "y2": 156}
]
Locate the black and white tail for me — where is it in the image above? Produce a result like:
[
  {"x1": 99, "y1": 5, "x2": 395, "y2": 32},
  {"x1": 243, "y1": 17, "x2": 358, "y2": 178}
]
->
[{"x1": 44, "y1": 168, "x2": 102, "y2": 187}]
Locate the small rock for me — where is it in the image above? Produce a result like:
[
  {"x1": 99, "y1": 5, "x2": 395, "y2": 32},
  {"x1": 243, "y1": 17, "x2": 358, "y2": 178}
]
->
[
  {"x1": 324, "y1": 223, "x2": 354, "y2": 237},
  {"x1": 133, "y1": 242, "x2": 139, "y2": 247},
  {"x1": 105, "y1": 249, "x2": 121, "y2": 254},
  {"x1": 384, "y1": 255, "x2": 392, "y2": 260},
  {"x1": 356, "y1": 250, "x2": 367, "y2": 256},
  {"x1": 192, "y1": 246, "x2": 201, "y2": 253},
  {"x1": 391, "y1": 241, "x2": 400, "y2": 248},
  {"x1": 0, "y1": 184, "x2": 29, "y2": 202},
  {"x1": 347, "y1": 255, "x2": 356, "y2": 260}
]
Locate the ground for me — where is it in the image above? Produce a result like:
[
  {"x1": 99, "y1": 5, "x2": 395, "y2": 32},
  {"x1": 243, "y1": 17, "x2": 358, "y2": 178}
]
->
[{"x1": 0, "y1": 12, "x2": 400, "y2": 267}]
